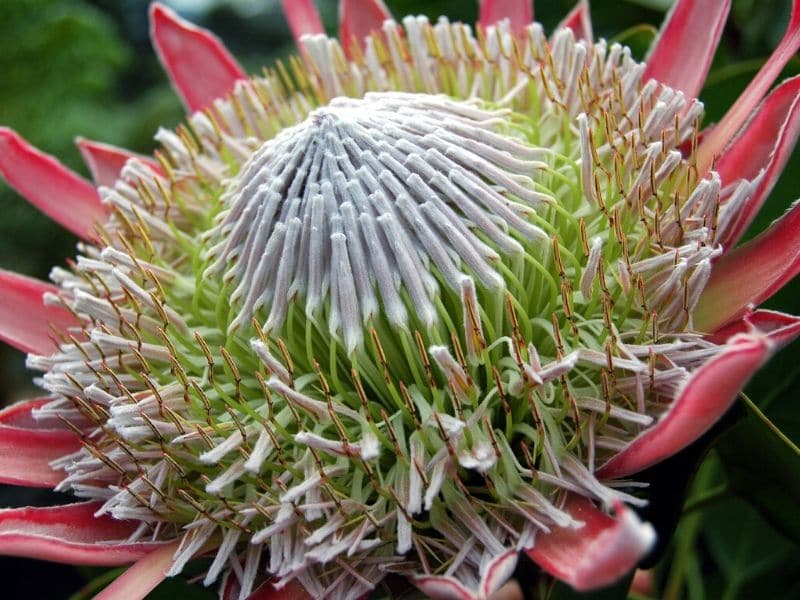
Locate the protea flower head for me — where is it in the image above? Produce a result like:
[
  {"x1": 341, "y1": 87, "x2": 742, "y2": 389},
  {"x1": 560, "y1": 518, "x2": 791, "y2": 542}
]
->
[{"x1": 1, "y1": 1, "x2": 799, "y2": 599}]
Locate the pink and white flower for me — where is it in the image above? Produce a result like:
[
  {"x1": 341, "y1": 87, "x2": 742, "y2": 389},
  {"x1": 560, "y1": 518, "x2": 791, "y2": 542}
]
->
[{"x1": 0, "y1": 1, "x2": 798, "y2": 598}]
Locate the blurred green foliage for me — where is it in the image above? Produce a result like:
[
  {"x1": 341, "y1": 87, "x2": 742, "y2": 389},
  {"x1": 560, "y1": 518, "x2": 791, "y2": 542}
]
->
[
  {"x1": 0, "y1": 1, "x2": 798, "y2": 599},
  {"x1": 0, "y1": 0, "x2": 129, "y2": 277}
]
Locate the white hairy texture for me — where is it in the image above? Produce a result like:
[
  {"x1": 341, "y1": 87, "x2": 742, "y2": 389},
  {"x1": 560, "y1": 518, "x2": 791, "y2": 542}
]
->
[{"x1": 207, "y1": 92, "x2": 550, "y2": 351}]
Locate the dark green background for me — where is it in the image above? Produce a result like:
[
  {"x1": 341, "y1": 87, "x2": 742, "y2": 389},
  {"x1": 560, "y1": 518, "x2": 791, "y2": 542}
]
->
[{"x1": 0, "y1": 1, "x2": 798, "y2": 598}]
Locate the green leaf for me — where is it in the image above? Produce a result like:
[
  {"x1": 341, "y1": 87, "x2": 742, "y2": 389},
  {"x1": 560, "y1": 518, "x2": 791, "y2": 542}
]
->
[
  {"x1": 624, "y1": 403, "x2": 746, "y2": 568},
  {"x1": 702, "y1": 498, "x2": 798, "y2": 599},
  {"x1": 69, "y1": 568, "x2": 125, "y2": 600},
  {"x1": 622, "y1": 0, "x2": 671, "y2": 12},
  {"x1": 715, "y1": 395, "x2": 800, "y2": 543},
  {"x1": 662, "y1": 456, "x2": 722, "y2": 600}
]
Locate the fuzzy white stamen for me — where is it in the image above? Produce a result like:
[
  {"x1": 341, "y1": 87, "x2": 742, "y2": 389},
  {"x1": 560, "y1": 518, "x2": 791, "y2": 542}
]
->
[{"x1": 207, "y1": 92, "x2": 549, "y2": 349}]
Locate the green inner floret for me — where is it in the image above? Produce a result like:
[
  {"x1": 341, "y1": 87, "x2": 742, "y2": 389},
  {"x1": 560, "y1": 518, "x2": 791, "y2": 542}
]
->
[{"x1": 37, "y1": 21, "x2": 724, "y2": 595}]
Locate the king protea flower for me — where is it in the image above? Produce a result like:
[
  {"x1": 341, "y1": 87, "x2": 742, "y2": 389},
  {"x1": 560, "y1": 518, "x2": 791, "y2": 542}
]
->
[{"x1": 0, "y1": 0, "x2": 799, "y2": 598}]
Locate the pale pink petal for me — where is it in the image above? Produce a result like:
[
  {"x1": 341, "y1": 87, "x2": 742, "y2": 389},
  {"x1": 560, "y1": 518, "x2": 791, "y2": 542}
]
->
[
  {"x1": 697, "y1": 0, "x2": 800, "y2": 173},
  {"x1": 339, "y1": 0, "x2": 392, "y2": 58},
  {"x1": 694, "y1": 199, "x2": 800, "y2": 332},
  {"x1": 596, "y1": 335, "x2": 771, "y2": 479},
  {"x1": 0, "y1": 502, "x2": 170, "y2": 565},
  {"x1": 716, "y1": 76, "x2": 800, "y2": 249},
  {"x1": 0, "y1": 398, "x2": 82, "y2": 487},
  {"x1": 280, "y1": 0, "x2": 324, "y2": 46},
  {"x1": 643, "y1": 0, "x2": 730, "y2": 99},
  {"x1": 478, "y1": 0, "x2": 533, "y2": 37},
  {"x1": 0, "y1": 128, "x2": 105, "y2": 239},
  {"x1": 526, "y1": 496, "x2": 655, "y2": 591},
  {"x1": 0, "y1": 269, "x2": 78, "y2": 354},
  {"x1": 149, "y1": 3, "x2": 246, "y2": 112},
  {"x1": 76, "y1": 137, "x2": 160, "y2": 188},
  {"x1": 707, "y1": 309, "x2": 800, "y2": 348},
  {"x1": 557, "y1": 1, "x2": 593, "y2": 41},
  {"x1": 94, "y1": 540, "x2": 180, "y2": 600}
]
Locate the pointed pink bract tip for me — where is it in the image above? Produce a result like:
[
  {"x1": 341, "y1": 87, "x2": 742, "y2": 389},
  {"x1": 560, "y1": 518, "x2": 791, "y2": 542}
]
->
[
  {"x1": 0, "y1": 269, "x2": 79, "y2": 355},
  {"x1": 697, "y1": 0, "x2": 800, "y2": 173},
  {"x1": 715, "y1": 75, "x2": 800, "y2": 249},
  {"x1": 526, "y1": 496, "x2": 655, "y2": 591},
  {"x1": 339, "y1": 0, "x2": 393, "y2": 58},
  {"x1": 150, "y1": 2, "x2": 246, "y2": 113},
  {"x1": 695, "y1": 196, "x2": 800, "y2": 333},
  {"x1": 707, "y1": 309, "x2": 800, "y2": 348},
  {"x1": 0, "y1": 127, "x2": 105, "y2": 239},
  {"x1": 0, "y1": 398, "x2": 81, "y2": 488},
  {"x1": 478, "y1": 0, "x2": 533, "y2": 37},
  {"x1": 0, "y1": 398, "x2": 83, "y2": 488},
  {"x1": 281, "y1": 0, "x2": 325, "y2": 46},
  {"x1": 76, "y1": 137, "x2": 160, "y2": 188},
  {"x1": 558, "y1": 1, "x2": 593, "y2": 42},
  {"x1": 644, "y1": 0, "x2": 731, "y2": 99}
]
